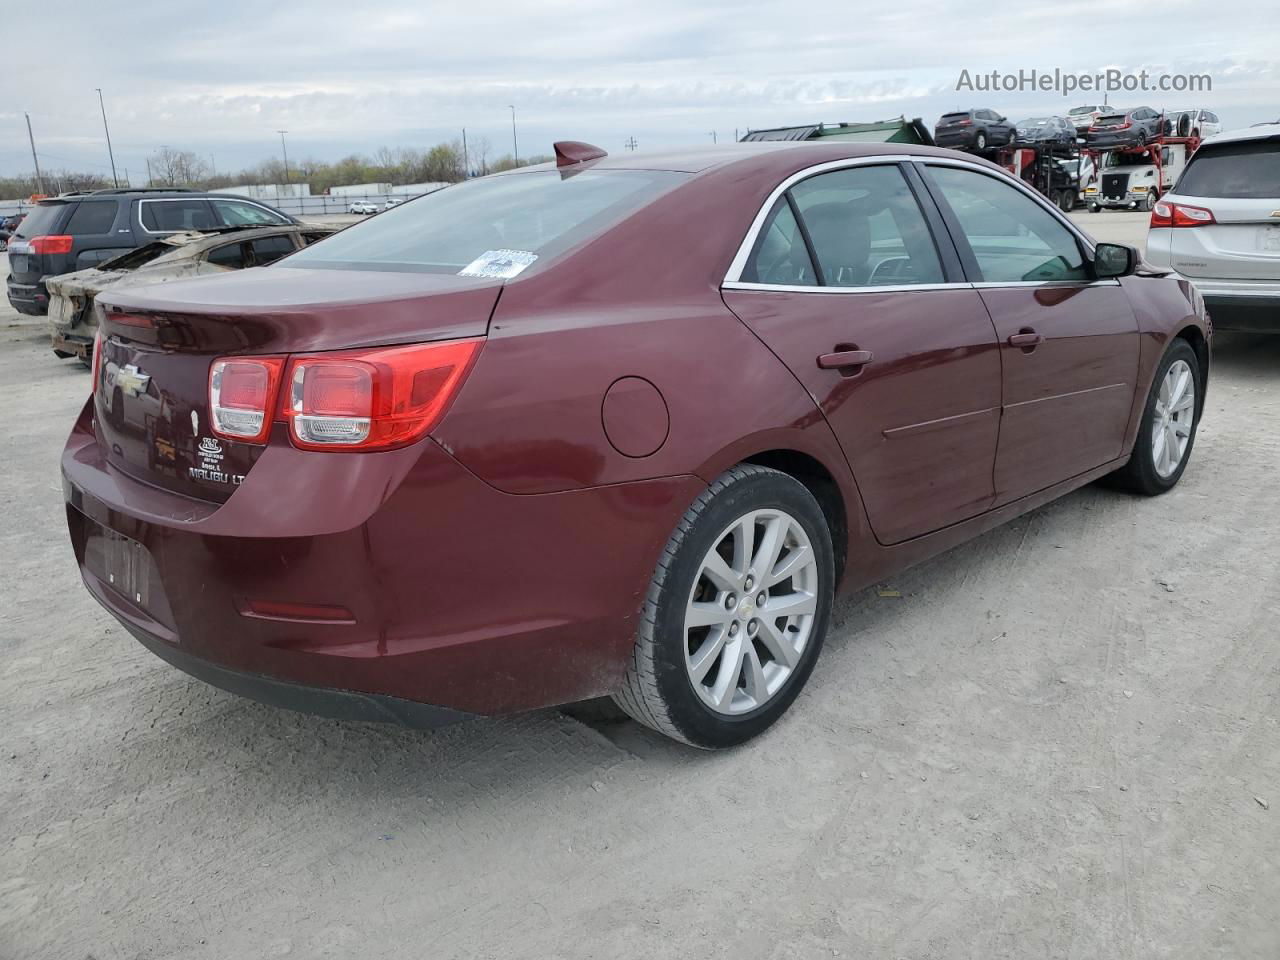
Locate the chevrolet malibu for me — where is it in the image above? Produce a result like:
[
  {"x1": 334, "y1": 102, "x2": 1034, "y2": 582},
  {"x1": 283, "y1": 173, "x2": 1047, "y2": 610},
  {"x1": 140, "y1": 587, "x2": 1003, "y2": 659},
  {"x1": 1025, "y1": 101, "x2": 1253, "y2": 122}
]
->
[{"x1": 63, "y1": 140, "x2": 1210, "y2": 748}]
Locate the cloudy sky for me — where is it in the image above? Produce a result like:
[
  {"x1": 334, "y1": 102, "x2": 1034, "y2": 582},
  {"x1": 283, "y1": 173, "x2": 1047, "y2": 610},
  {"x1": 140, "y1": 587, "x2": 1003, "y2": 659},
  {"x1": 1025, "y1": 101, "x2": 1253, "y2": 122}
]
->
[{"x1": 5, "y1": 0, "x2": 1278, "y2": 180}]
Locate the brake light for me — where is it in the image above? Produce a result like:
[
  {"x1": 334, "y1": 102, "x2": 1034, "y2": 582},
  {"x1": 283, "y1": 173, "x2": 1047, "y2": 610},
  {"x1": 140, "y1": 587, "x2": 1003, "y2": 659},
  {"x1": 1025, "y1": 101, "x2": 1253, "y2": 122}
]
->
[
  {"x1": 1151, "y1": 201, "x2": 1216, "y2": 228},
  {"x1": 90, "y1": 330, "x2": 103, "y2": 394},
  {"x1": 958, "y1": 119, "x2": 972, "y2": 126},
  {"x1": 31, "y1": 235, "x2": 73, "y2": 255},
  {"x1": 281, "y1": 338, "x2": 482, "y2": 451},
  {"x1": 209, "y1": 357, "x2": 286, "y2": 443}
]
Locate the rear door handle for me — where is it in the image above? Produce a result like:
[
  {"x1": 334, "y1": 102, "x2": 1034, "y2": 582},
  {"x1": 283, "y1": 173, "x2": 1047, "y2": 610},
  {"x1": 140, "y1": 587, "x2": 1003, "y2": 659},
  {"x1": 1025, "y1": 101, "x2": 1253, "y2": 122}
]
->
[
  {"x1": 1007, "y1": 332, "x2": 1043, "y2": 348},
  {"x1": 817, "y1": 349, "x2": 874, "y2": 370}
]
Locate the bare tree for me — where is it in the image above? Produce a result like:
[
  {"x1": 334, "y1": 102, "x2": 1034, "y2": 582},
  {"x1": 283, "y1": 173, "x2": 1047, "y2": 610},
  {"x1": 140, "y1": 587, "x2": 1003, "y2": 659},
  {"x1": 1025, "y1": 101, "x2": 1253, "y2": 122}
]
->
[{"x1": 148, "y1": 147, "x2": 209, "y2": 186}]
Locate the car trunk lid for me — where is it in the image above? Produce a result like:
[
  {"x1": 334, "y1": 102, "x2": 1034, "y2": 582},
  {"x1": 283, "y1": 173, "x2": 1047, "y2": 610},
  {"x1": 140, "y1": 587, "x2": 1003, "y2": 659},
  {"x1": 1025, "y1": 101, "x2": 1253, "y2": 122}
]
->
[{"x1": 92, "y1": 266, "x2": 502, "y2": 503}]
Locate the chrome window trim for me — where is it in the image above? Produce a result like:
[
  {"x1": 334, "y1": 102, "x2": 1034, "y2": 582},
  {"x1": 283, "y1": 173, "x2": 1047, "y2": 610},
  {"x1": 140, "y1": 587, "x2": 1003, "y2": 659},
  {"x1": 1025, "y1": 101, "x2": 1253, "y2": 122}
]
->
[
  {"x1": 723, "y1": 280, "x2": 959, "y2": 295},
  {"x1": 722, "y1": 152, "x2": 1107, "y2": 293},
  {"x1": 723, "y1": 155, "x2": 915, "y2": 283}
]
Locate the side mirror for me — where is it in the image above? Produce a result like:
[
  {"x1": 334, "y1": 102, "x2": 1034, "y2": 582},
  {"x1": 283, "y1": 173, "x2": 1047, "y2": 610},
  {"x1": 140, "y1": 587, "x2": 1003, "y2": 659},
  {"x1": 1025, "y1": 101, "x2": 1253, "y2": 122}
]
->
[{"x1": 1094, "y1": 242, "x2": 1137, "y2": 279}]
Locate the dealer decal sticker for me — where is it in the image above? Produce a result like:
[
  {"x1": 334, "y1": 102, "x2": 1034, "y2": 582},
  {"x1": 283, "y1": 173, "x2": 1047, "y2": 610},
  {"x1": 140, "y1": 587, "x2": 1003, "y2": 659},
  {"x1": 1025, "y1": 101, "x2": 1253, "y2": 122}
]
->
[
  {"x1": 458, "y1": 249, "x2": 538, "y2": 280},
  {"x1": 188, "y1": 436, "x2": 245, "y2": 485}
]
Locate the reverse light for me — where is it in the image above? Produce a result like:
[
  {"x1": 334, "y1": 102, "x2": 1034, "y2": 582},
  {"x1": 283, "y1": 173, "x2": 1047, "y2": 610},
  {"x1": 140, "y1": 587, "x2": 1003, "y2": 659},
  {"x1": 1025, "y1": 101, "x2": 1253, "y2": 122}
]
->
[
  {"x1": 282, "y1": 338, "x2": 483, "y2": 452},
  {"x1": 209, "y1": 356, "x2": 286, "y2": 443},
  {"x1": 1151, "y1": 201, "x2": 1216, "y2": 228},
  {"x1": 30, "y1": 235, "x2": 73, "y2": 255}
]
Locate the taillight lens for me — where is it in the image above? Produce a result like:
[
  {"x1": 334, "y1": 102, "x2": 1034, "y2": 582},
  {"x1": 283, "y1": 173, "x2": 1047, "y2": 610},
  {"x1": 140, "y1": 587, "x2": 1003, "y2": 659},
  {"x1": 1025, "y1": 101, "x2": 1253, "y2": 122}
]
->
[
  {"x1": 209, "y1": 357, "x2": 286, "y2": 443},
  {"x1": 90, "y1": 330, "x2": 103, "y2": 394},
  {"x1": 1151, "y1": 201, "x2": 1215, "y2": 228},
  {"x1": 30, "y1": 235, "x2": 73, "y2": 255},
  {"x1": 282, "y1": 338, "x2": 483, "y2": 451}
]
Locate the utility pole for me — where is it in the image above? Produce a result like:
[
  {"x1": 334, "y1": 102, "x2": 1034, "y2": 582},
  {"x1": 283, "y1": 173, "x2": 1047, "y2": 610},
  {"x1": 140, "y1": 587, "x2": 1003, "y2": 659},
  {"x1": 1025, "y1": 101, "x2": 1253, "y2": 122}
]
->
[
  {"x1": 709, "y1": 131, "x2": 718, "y2": 144},
  {"x1": 24, "y1": 112, "x2": 44, "y2": 195},
  {"x1": 624, "y1": 136, "x2": 638, "y2": 151},
  {"x1": 277, "y1": 130, "x2": 290, "y2": 187},
  {"x1": 508, "y1": 105, "x2": 519, "y2": 167},
  {"x1": 461, "y1": 127, "x2": 469, "y2": 178},
  {"x1": 95, "y1": 88, "x2": 119, "y2": 187},
  {"x1": 145, "y1": 157, "x2": 153, "y2": 187}
]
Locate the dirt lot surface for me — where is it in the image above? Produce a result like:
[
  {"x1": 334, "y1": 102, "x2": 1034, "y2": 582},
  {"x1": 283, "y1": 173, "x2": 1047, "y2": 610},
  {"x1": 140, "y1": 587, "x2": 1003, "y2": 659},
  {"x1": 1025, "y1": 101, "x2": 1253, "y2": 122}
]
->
[{"x1": 2, "y1": 210, "x2": 1278, "y2": 959}]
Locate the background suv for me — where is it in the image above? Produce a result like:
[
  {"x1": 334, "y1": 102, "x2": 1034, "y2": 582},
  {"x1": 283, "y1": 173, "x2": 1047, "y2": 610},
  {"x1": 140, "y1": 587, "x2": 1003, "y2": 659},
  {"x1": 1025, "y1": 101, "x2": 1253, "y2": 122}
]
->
[
  {"x1": 934, "y1": 109, "x2": 1015, "y2": 151},
  {"x1": 1146, "y1": 124, "x2": 1280, "y2": 332},
  {"x1": 1086, "y1": 107, "x2": 1164, "y2": 148},
  {"x1": 5, "y1": 188, "x2": 294, "y2": 316}
]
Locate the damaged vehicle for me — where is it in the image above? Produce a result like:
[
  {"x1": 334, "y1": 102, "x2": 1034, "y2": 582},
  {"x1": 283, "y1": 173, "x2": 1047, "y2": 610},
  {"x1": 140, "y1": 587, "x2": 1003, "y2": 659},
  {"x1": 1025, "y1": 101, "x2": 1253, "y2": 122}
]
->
[{"x1": 47, "y1": 224, "x2": 335, "y2": 364}]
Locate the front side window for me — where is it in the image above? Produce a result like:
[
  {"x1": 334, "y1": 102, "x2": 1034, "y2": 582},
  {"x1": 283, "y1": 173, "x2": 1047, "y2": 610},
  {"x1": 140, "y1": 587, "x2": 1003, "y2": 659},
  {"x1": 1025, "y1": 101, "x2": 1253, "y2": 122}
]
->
[
  {"x1": 928, "y1": 166, "x2": 1087, "y2": 283},
  {"x1": 789, "y1": 165, "x2": 945, "y2": 287},
  {"x1": 284, "y1": 170, "x2": 686, "y2": 275},
  {"x1": 212, "y1": 199, "x2": 290, "y2": 227},
  {"x1": 139, "y1": 199, "x2": 215, "y2": 232}
]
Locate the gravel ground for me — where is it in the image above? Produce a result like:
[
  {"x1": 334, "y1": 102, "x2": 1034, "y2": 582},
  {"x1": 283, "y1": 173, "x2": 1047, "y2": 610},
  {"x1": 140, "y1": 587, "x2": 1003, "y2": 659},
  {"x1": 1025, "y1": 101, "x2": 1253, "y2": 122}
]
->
[{"x1": 2, "y1": 213, "x2": 1277, "y2": 959}]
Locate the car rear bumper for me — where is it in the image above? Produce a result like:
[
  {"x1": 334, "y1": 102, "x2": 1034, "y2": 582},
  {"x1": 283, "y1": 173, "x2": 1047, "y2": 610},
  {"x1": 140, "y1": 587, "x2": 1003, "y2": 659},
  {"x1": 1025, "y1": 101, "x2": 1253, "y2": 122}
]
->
[
  {"x1": 1085, "y1": 131, "x2": 1142, "y2": 148},
  {"x1": 1201, "y1": 291, "x2": 1280, "y2": 332},
  {"x1": 934, "y1": 131, "x2": 977, "y2": 148},
  {"x1": 62, "y1": 397, "x2": 701, "y2": 720},
  {"x1": 6, "y1": 277, "x2": 48, "y2": 315}
]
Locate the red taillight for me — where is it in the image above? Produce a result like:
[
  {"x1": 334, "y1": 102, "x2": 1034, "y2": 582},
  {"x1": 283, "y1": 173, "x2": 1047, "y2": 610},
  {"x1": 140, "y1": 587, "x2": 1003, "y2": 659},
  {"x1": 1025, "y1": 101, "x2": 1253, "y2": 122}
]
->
[
  {"x1": 958, "y1": 119, "x2": 972, "y2": 126},
  {"x1": 209, "y1": 356, "x2": 286, "y2": 444},
  {"x1": 1151, "y1": 201, "x2": 1216, "y2": 228},
  {"x1": 90, "y1": 330, "x2": 103, "y2": 394},
  {"x1": 281, "y1": 338, "x2": 483, "y2": 452},
  {"x1": 30, "y1": 235, "x2": 73, "y2": 255}
]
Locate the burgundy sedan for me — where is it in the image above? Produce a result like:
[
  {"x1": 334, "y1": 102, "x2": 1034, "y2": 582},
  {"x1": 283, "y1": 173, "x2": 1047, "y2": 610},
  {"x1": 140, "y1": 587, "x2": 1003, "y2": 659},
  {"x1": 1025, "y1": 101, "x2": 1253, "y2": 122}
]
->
[{"x1": 63, "y1": 140, "x2": 1209, "y2": 748}]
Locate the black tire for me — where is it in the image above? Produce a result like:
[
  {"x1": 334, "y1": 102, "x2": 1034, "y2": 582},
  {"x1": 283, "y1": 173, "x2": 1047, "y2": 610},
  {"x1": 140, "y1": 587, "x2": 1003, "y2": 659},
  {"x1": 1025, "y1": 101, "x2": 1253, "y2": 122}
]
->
[
  {"x1": 1058, "y1": 190, "x2": 1075, "y2": 212},
  {"x1": 614, "y1": 465, "x2": 835, "y2": 748},
  {"x1": 1106, "y1": 339, "x2": 1202, "y2": 495},
  {"x1": 975, "y1": 131, "x2": 987, "y2": 151},
  {"x1": 1144, "y1": 190, "x2": 1159, "y2": 212},
  {"x1": 1006, "y1": 128, "x2": 1016, "y2": 145}
]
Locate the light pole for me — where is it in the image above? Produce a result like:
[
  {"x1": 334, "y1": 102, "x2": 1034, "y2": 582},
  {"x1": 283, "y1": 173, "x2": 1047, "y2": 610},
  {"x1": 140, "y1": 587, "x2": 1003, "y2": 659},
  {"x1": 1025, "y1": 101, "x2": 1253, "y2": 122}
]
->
[
  {"x1": 95, "y1": 88, "x2": 119, "y2": 187},
  {"x1": 277, "y1": 130, "x2": 291, "y2": 187},
  {"x1": 508, "y1": 105, "x2": 518, "y2": 167},
  {"x1": 24, "y1": 112, "x2": 44, "y2": 194}
]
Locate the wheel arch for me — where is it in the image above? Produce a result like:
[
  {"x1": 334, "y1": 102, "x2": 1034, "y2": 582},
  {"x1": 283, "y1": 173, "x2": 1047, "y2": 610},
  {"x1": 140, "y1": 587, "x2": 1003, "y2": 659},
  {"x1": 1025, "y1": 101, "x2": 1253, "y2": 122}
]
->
[
  {"x1": 1173, "y1": 322, "x2": 1210, "y2": 415},
  {"x1": 738, "y1": 448, "x2": 850, "y2": 585}
]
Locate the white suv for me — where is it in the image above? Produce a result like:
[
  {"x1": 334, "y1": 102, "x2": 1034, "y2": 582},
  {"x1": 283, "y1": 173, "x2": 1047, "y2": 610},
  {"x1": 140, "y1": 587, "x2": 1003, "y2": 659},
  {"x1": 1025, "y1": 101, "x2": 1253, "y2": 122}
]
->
[{"x1": 1146, "y1": 124, "x2": 1280, "y2": 332}]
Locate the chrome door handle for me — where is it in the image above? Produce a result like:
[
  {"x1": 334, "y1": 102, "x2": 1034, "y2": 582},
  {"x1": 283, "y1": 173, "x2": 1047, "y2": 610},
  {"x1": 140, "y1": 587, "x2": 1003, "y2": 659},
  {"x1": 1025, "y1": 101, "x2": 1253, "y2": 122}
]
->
[{"x1": 1008, "y1": 332, "x2": 1043, "y2": 348}]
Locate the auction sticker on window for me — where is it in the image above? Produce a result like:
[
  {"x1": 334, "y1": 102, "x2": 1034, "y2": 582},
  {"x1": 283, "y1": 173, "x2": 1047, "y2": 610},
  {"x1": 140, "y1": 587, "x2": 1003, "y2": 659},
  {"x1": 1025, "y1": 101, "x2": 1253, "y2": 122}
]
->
[{"x1": 458, "y1": 249, "x2": 538, "y2": 279}]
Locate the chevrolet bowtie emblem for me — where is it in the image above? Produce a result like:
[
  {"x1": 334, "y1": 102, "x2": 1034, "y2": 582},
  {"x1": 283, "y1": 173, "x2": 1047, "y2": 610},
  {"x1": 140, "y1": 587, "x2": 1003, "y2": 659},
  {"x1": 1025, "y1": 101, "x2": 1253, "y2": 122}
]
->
[{"x1": 116, "y1": 364, "x2": 151, "y2": 397}]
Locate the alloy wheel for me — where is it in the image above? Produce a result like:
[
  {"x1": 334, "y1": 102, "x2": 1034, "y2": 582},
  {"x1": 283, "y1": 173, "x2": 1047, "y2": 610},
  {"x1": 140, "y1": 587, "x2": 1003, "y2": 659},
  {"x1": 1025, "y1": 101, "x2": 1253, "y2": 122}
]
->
[
  {"x1": 683, "y1": 508, "x2": 819, "y2": 716},
  {"x1": 1153, "y1": 359, "x2": 1195, "y2": 478}
]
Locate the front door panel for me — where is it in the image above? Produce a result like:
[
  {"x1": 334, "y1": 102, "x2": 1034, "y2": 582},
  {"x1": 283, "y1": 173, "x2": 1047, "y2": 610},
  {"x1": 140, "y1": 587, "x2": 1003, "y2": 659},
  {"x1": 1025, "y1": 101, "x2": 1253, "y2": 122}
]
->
[
  {"x1": 723, "y1": 287, "x2": 1002, "y2": 544},
  {"x1": 979, "y1": 283, "x2": 1139, "y2": 502}
]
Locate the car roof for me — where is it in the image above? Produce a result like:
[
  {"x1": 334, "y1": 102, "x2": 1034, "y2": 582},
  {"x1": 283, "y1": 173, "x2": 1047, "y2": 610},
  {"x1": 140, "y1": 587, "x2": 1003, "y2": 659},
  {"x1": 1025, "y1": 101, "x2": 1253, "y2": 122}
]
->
[
  {"x1": 1202, "y1": 123, "x2": 1280, "y2": 146},
  {"x1": 504, "y1": 140, "x2": 998, "y2": 178}
]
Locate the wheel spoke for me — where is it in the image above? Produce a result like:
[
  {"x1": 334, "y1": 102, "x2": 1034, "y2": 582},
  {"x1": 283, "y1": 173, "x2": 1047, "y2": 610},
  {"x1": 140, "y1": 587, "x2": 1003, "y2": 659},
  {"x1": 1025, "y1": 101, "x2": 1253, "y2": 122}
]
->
[
  {"x1": 756, "y1": 617, "x2": 799, "y2": 668},
  {"x1": 763, "y1": 591, "x2": 816, "y2": 621},
  {"x1": 687, "y1": 601, "x2": 729, "y2": 629},
  {"x1": 1171, "y1": 394, "x2": 1194, "y2": 415},
  {"x1": 766, "y1": 543, "x2": 812, "y2": 589},
  {"x1": 1168, "y1": 367, "x2": 1189, "y2": 407},
  {"x1": 688, "y1": 630, "x2": 728, "y2": 683},
  {"x1": 730, "y1": 517, "x2": 754, "y2": 577},
  {"x1": 743, "y1": 644, "x2": 769, "y2": 703},
  {"x1": 701, "y1": 550, "x2": 740, "y2": 592},
  {"x1": 1152, "y1": 427, "x2": 1167, "y2": 469},
  {"x1": 749, "y1": 516, "x2": 786, "y2": 581},
  {"x1": 711, "y1": 639, "x2": 746, "y2": 711}
]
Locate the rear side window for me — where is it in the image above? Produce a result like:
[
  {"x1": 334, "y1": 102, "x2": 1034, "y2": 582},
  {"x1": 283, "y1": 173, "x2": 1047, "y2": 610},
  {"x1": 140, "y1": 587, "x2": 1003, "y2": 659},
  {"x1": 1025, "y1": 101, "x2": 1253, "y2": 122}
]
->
[
  {"x1": 1176, "y1": 141, "x2": 1280, "y2": 199},
  {"x1": 206, "y1": 242, "x2": 249, "y2": 269},
  {"x1": 790, "y1": 165, "x2": 944, "y2": 287},
  {"x1": 65, "y1": 201, "x2": 117, "y2": 234},
  {"x1": 13, "y1": 203, "x2": 65, "y2": 238},
  {"x1": 139, "y1": 199, "x2": 215, "y2": 232},
  {"x1": 284, "y1": 170, "x2": 686, "y2": 275},
  {"x1": 248, "y1": 235, "x2": 297, "y2": 265},
  {"x1": 928, "y1": 166, "x2": 1087, "y2": 283},
  {"x1": 741, "y1": 199, "x2": 816, "y2": 286}
]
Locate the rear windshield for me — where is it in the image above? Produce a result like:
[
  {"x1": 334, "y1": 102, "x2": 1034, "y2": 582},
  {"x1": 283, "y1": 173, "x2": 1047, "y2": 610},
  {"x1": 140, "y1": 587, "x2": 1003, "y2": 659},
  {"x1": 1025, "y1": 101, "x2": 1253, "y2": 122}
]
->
[
  {"x1": 284, "y1": 169, "x2": 686, "y2": 275},
  {"x1": 1176, "y1": 140, "x2": 1280, "y2": 198},
  {"x1": 1068, "y1": 106, "x2": 1100, "y2": 115},
  {"x1": 14, "y1": 203, "x2": 66, "y2": 238},
  {"x1": 940, "y1": 113, "x2": 971, "y2": 121}
]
